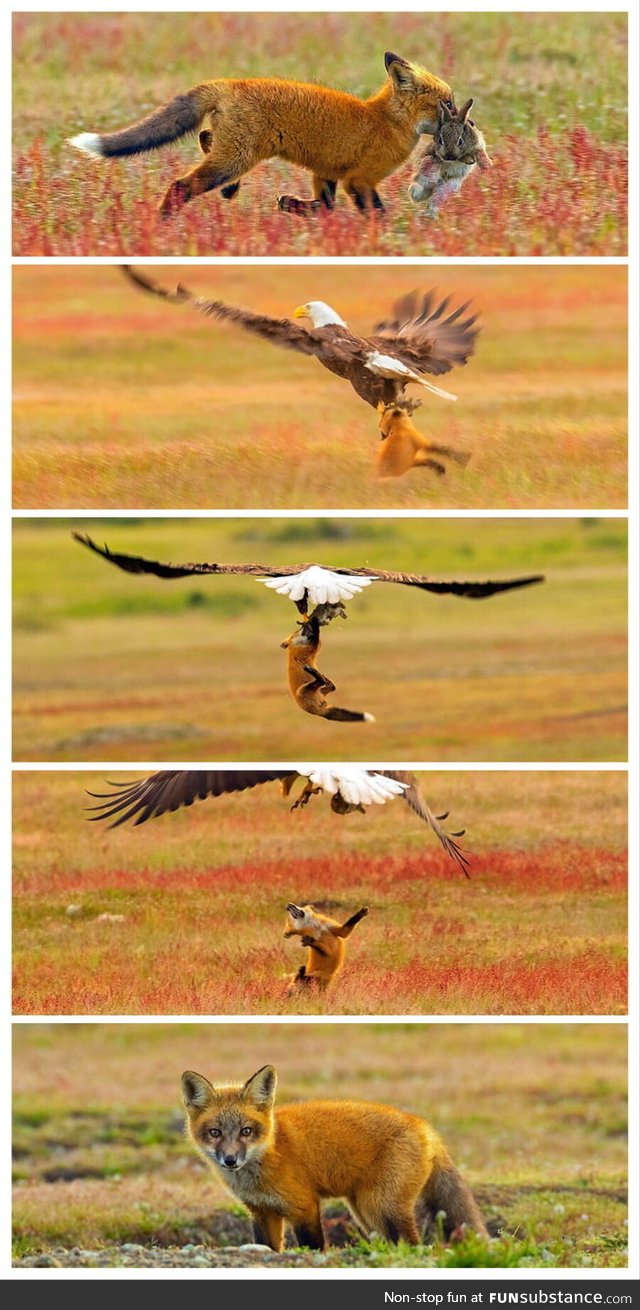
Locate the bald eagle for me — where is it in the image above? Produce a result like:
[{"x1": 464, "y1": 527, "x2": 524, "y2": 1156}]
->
[
  {"x1": 86, "y1": 767, "x2": 470, "y2": 875},
  {"x1": 73, "y1": 533, "x2": 543, "y2": 612},
  {"x1": 73, "y1": 533, "x2": 543, "y2": 724},
  {"x1": 122, "y1": 265, "x2": 478, "y2": 408}
]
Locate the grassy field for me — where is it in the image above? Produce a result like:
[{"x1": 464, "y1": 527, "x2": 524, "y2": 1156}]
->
[
  {"x1": 12, "y1": 769, "x2": 627, "y2": 1017},
  {"x1": 12, "y1": 264, "x2": 627, "y2": 511},
  {"x1": 12, "y1": 1023, "x2": 628, "y2": 1267},
  {"x1": 12, "y1": 517, "x2": 627, "y2": 763},
  {"x1": 12, "y1": 13, "x2": 627, "y2": 257}
]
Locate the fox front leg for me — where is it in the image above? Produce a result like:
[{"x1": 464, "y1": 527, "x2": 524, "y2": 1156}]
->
[{"x1": 302, "y1": 664, "x2": 336, "y2": 694}]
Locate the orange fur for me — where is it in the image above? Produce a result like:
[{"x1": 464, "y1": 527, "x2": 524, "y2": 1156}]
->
[
  {"x1": 375, "y1": 401, "x2": 470, "y2": 478},
  {"x1": 280, "y1": 615, "x2": 372, "y2": 723},
  {"x1": 283, "y1": 903, "x2": 369, "y2": 990},
  {"x1": 182, "y1": 1064, "x2": 488, "y2": 1250},
  {"x1": 71, "y1": 54, "x2": 453, "y2": 215}
]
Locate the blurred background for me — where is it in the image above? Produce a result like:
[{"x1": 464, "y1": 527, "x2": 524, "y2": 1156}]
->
[
  {"x1": 12, "y1": 264, "x2": 627, "y2": 510},
  {"x1": 12, "y1": 516, "x2": 627, "y2": 762}
]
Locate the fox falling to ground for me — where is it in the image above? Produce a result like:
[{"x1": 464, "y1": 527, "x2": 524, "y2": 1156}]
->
[
  {"x1": 283, "y1": 903, "x2": 369, "y2": 992},
  {"x1": 182, "y1": 1063, "x2": 488, "y2": 1249},
  {"x1": 69, "y1": 53, "x2": 455, "y2": 216}
]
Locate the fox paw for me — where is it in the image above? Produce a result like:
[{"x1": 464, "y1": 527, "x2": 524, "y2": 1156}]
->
[{"x1": 277, "y1": 195, "x2": 322, "y2": 215}]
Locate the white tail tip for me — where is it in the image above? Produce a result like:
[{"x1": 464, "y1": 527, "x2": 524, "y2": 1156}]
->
[
  {"x1": 363, "y1": 713, "x2": 376, "y2": 723},
  {"x1": 68, "y1": 132, "x2": 104, "y2": 158}
]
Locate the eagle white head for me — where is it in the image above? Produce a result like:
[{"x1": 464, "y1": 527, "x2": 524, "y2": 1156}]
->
[{"x1": 293, "y1": 301, "x2": 347, "y2": 329}]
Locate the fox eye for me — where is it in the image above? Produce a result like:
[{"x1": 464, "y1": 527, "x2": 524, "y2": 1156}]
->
[
  {"x1": 208, "y1": 1127, "x2": 221, "y2": 1138},
  {"x1": 240, "y1": 1126, "x2": 253, "y2": 1137}
]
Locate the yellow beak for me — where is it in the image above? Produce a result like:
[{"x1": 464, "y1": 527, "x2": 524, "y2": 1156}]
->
[{"x1": 293, "y1": 305, "x2": 308, "y2": 319}]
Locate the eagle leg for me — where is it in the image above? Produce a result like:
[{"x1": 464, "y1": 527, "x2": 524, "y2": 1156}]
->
[{"x1": 290, "y1": 782, "x2": 323, "y2": 812}]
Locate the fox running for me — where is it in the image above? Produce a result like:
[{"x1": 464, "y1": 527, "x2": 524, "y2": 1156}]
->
[
  {"x1": 69, "y1": 52, "x2": 455, "y2": 216},
  {"x1": 182, "y1": 1063, "x2": 488, "y2": 1250}
]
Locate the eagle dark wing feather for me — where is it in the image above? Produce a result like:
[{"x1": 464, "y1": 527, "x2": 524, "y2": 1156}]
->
[
  {"x1": 122, "y1": 264, "x2": 324, "y2": 358},
  {"x1": 86, "y1": 769, "x2": 297, "y2": 828},
  {"x1": 73, "y1": 535, "x2": 543, "y2": 599},
  {"x1": 73, "y1": 533, "x2": 311, "y2": 581},
  {"x1": 368, "y1": 289, "x2": 479, "y2": 376},
  {"x1": 333, "y1": 566, "x2": 545, "y2": 598},
  {"x1": 382, "y1": 770, "x2": 471, "y2": 876}
]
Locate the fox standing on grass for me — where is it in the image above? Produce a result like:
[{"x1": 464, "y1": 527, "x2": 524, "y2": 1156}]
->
[
  {"x1": 183, "y1": 1064, "x2": 488, "y2": 1250},
  {"x1": 69, "y1": 52, "x2": 455, "y2": 216},
  {"x1": 283, "y1": 902, "x2": 369, "y2": 992}
]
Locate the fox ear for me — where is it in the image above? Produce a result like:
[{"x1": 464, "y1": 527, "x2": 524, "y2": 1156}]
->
[
  {"x1": 385, "y1": 52, "x2": 417, "y2": 91},
  {"x1": 182, "y1": 1070, "x2": 217, "y2": 1110},
  {"x1": 242, "y1": 1064, "x2": 277, "y2": 1108},
  {"x1": 458, "y1": 98, "x2": 474, "y2": 122}
]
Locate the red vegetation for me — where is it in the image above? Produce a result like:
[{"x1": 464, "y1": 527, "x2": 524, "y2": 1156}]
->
[
  {"x1": 13, "y1": 127, "x2": 627, "y2": 257},
  {"x1": 29, "y1": 841, "x2": 626, "y2": 898}
]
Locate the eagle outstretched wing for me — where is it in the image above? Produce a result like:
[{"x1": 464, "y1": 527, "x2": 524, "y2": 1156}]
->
[
  {"x1": 368, "y1": 290, "x2": 479, "y2": 377},
  {"x1": 86, "y1": 768, "x2": 470, "y2": 874},
  {"x1": 86, "y1": 769, "x2": 296, "y2": 828},
  {"x1": 383, "y1": 770, "x2": 470, "y2": 876},
  {"x1": 122, "y1": 264, "x2": 328, "y2": 358},
  {"x1": 73, "y1": 533, "x2": 544, "y2": 600}
]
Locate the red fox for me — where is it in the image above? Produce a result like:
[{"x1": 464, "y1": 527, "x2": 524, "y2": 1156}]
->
[
  {"x1": 280, "y1": 613, "x2": 374, "y2": 724},
  {"x1": 69, "y1": 52, "x2": 455, "y2": 216},
  {"x1": 182, "y1": 1064, "x2": 488, "y2": 1249},
  {"x1": 375, "y1": 400, "x2": 470, "y2": 478},
  {"x1": 283, "y1": 902, "x2": 369, "y2": 991}
]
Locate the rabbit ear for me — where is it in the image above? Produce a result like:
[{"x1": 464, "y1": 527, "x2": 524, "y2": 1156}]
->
[
  {"x1": 458, "y1": 98, "x2": 474, "y2": 122},
  {"x1": 474, "y1": 147, "x2": 493, "y2": 171},
  {"x1": 438, "y1": 99, "x2": 454, "y2": 121}
]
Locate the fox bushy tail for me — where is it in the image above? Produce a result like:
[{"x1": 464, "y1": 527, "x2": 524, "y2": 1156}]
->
[
  {"x1": 323, "y1": 706, "x2": 375, "y2": 723},
  {"x1": 69, "y1": 84, "x2": 219, "y2": 159},
  {"x1": 421, "y1": 1161, "x2": 488, "y2": 1238}
]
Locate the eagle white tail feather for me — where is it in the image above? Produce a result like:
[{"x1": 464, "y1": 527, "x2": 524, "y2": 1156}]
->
[
  {"x1": 365, "y1": 350, "x2": 457, "y2": 401},
  {"x1": 68, "y1": 133, "x2": 104, "y2": 157},
  {"x1": 415, "y1": 376, "x2": 458, "y2": 401}
]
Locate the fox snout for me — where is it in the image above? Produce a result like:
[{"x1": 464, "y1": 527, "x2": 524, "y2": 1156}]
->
[{"x1": 286, "y1": 903, "x2": 305, "y2": 919}]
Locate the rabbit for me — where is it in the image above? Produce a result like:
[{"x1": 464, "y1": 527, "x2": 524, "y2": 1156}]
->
[{"x1": 409, "y1": 98, "x2": 492, "y2": 218}]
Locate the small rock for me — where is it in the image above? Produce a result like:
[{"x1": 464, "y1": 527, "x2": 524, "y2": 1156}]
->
[
  {"x1": 32, "y1": 1255, "x2": 61, "y2": 1267},
  {"x1": 65, "y1": 905, "x2": 82, "y2": 919},
  {"x1": 238, "y1": 1243, "x2": 273, "y2": 1252}
]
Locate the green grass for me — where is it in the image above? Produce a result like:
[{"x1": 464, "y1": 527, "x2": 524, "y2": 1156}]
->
[
  {"x1": 12, "y1": 264, "x2": 628, "y2": 509},
  {"x1": 12, "y1": 1023, "x2": 628, "y2": 1267},
  {"x1": 12, "y1": 517, "x2": 627, "y2": 762}
]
